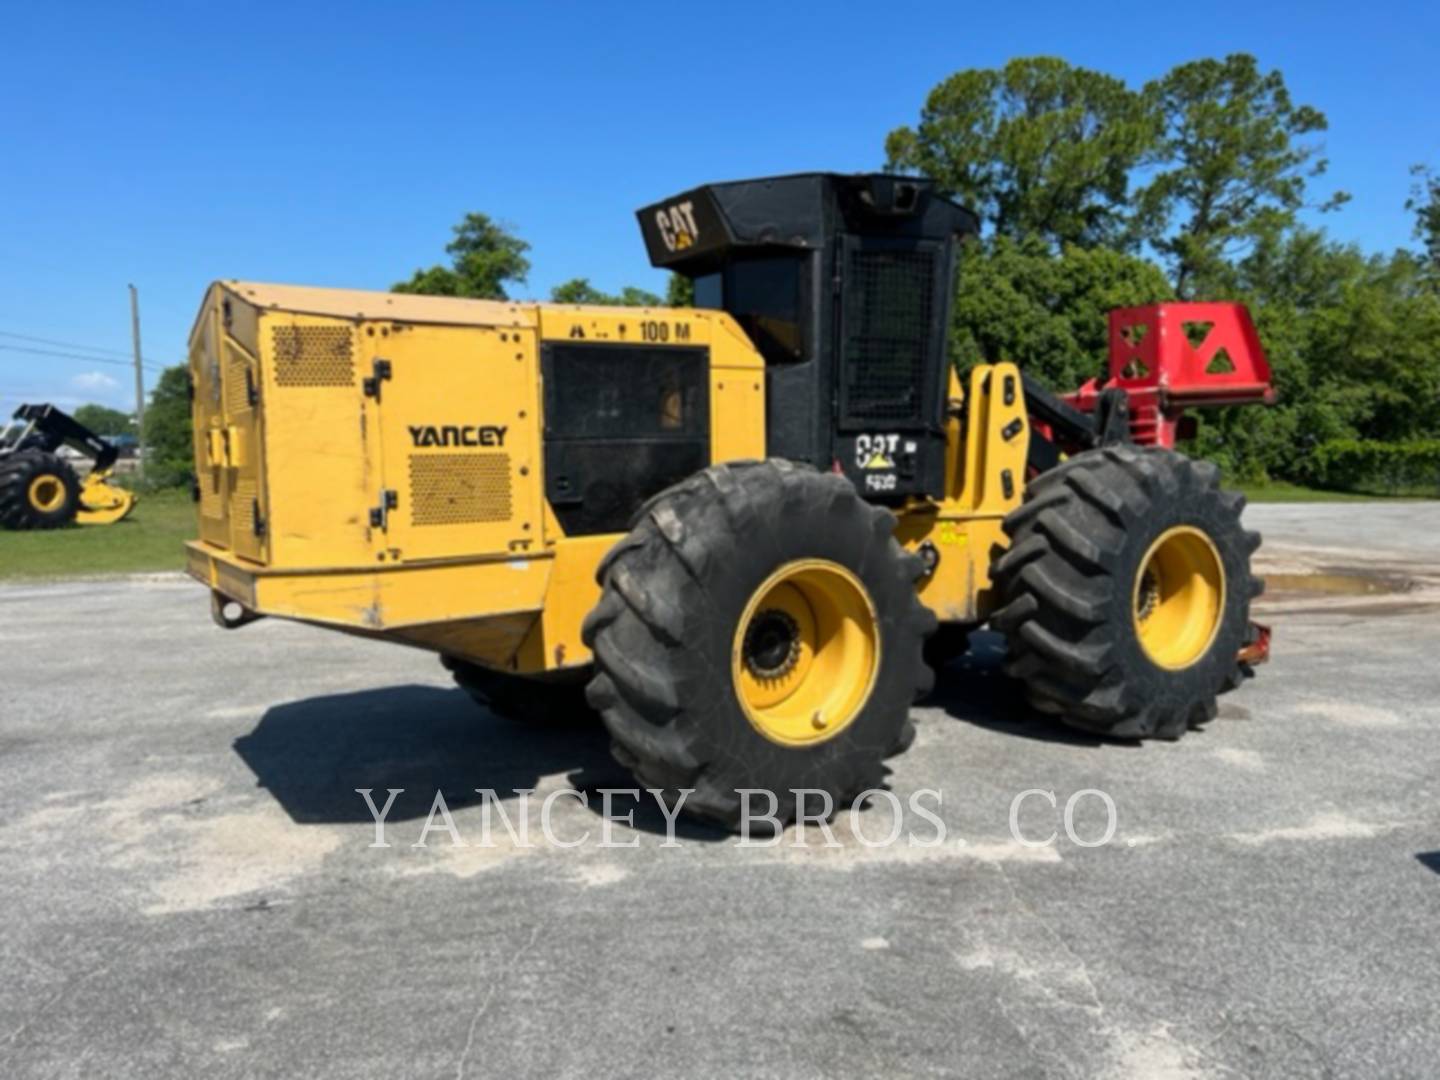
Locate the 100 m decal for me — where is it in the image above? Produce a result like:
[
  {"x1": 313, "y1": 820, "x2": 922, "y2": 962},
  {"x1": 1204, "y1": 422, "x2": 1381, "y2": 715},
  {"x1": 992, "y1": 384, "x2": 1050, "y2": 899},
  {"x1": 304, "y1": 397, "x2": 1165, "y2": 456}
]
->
[{"x1": 639, "y1": 320, "x2": 692, "y2": 343}]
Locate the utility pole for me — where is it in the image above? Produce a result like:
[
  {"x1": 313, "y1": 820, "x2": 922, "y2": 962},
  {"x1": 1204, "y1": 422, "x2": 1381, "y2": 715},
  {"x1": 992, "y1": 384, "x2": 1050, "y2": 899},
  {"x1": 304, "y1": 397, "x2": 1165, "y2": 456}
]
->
[{"x1": 128, "y1": 284, "x2": 145, "y2": 475}]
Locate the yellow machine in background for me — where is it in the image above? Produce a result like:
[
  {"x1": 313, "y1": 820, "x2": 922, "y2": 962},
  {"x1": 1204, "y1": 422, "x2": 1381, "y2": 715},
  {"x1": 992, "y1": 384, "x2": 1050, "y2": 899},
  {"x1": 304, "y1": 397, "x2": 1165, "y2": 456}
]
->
[
  {"x1": 187, "y1": 173, "x2": 1264, "y2": 827},
  {"x1": 0, "y1": 404, "x2": 137, "y2": 529}
]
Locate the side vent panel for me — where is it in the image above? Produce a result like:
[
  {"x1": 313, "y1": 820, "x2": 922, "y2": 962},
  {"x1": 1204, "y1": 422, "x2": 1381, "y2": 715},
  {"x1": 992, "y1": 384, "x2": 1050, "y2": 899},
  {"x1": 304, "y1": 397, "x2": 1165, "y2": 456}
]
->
[
  {"x1": 409, "y1": 453, "x2": 512, "y2": 526},
  {"x1": 199, "y1": 471, "x2": 224, "y2": 520},
  {"x1": 271, "y1": 326, "x2": 354, "y2": 387},
  {"x1": 230, "y1": 478, "x2": 260, "y2": 534},
  {"x1": 224, "y1": 352, "x2": 252, "y2": 414}
]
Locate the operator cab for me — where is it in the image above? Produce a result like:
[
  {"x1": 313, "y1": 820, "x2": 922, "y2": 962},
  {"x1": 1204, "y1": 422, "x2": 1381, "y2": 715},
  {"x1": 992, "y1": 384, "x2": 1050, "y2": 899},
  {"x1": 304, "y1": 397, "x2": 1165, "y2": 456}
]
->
[{"x1": 638, "y1": 173, "x2": 978, "y2": 500}]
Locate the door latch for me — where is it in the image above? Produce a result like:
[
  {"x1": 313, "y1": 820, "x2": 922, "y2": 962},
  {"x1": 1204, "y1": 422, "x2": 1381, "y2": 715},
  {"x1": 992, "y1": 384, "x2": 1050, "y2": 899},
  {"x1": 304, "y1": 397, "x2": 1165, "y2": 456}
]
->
[
  {"x1": 369, "y1": 489, "x2": 398, "y2": 530},
  {"x1": 363, "y1": 358, "x2": 393, "y2": 401}
]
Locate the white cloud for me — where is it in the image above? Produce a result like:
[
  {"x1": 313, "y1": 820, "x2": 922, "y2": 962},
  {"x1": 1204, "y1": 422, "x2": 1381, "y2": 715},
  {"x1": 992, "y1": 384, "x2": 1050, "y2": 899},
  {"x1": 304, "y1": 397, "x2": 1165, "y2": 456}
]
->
[{"x1": 71, "y1": 371, "x2": 120, "y2": 393}]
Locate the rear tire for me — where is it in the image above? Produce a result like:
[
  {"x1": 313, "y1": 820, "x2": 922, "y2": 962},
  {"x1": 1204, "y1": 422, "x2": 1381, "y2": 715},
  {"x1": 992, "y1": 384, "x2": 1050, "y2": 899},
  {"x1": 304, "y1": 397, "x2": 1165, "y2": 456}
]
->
[
  {"x1": 443, "y1": 657, "x2": 595, "y2": 725},
  {"x1": 992, "y1": 445, "x2": 1261, "y2": 739},
  {"x1": 582, "y1": 460, "x2": 935, "y2": 829},
  {"x1": 0, "y1": 451, "x2": 81, "y2": 530}
]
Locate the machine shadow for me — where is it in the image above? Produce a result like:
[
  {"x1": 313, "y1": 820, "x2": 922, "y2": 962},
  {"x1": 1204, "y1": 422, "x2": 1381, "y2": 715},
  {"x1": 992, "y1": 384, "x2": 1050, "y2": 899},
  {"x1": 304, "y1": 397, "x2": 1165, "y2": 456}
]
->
[
  {"x1": 236, "y1": 632, "x2": 1106, "y2": 838},
  {"x1": 1416, "y1": 852, "x2": 1440, "y2": 877},
  {"x1": 925, "y1": 630, "x2": 1105, "y2": 747},
  {"x1": 232, "y1": 684, "x2": 728, "y2": 840}
]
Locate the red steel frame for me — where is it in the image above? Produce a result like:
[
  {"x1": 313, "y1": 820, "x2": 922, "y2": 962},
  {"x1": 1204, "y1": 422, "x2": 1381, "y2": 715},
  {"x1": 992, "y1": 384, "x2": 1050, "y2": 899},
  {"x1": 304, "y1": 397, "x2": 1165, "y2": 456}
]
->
[{"x1": 1065, "y1": 303, "x2": 1276, "y2": 449}]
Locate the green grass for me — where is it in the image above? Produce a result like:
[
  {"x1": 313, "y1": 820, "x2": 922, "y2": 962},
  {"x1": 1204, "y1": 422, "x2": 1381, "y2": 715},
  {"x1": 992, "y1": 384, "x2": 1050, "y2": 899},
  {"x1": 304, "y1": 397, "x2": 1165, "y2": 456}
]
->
[
  {"x1": 0, "y1": 478, "x2": 1428, "y2": 579},
  {"x1": 0, "y1": 488, "x2": 195, "y2": 579},
  {"x1": 1240, "y1": 480, "x2": 1435, "y2": 502}
]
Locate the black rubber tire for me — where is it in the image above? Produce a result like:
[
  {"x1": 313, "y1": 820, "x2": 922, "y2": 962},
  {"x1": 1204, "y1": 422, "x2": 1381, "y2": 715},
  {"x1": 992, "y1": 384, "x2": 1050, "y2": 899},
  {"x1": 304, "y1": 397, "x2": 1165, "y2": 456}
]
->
[
  {"x1": 0, "y1": 450, "x2": 81, "y2": 530},
  {"x1": 991, "y1": 444, "x2": 1262, "y2": 739},
  {"x1": 443, "y1": 656, "x2": 595, "y2": 725},
  {"x1": 581, "y1": 459, "x2": 935, "y2": 829},
  {"x1": 923, "y1": 623, "x2": 976, "y2": 677}
]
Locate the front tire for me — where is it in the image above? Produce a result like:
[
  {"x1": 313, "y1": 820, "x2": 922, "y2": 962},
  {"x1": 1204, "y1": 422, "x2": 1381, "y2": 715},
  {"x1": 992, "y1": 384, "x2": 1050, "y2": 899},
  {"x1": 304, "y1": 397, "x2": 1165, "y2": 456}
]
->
[
  {"x1": 583, "y1": 460, "x2": 935, "y2": 828},
  {"x1": 0, "y1": 451, "x2": 81, "y2": 530},
  {"x1": 992, "y1": 445, "x2": 1261, "y2": 739}
]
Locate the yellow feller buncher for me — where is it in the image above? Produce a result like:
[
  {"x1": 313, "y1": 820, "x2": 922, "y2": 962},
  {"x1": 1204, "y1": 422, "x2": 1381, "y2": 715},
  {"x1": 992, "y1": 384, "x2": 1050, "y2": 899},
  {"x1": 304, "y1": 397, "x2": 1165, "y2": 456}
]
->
[
  {"x1": 0, "y1": 404, "x2": 137, "y2": 529},
  {"x1": 186, "y1": 173, "x2": 1273, "y2": 827}
]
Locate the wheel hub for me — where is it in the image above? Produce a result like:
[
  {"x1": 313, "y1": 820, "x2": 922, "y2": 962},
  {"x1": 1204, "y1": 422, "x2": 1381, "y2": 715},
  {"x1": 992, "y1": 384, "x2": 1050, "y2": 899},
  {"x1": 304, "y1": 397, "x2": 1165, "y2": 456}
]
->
[
  {"x1": 731, "y1": 560, "x2": 881, "y2": 747},
  {"x1": 1135, "y1": 569, "x2": 1160, "y2": 623},
  {"x1": 743, "y1": 609, "x2": 802, "y2": 679},
  {"x1": 28, "y1": 475, "x2": 64, "y2": 513},
  {"x1": 1132, "y1": 526, "x2": 1226, "y2": 670}
]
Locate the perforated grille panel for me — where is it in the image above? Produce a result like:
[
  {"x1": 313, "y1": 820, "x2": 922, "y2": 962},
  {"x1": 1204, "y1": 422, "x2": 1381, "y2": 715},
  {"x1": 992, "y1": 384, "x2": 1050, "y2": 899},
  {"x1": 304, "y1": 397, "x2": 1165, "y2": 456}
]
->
[
  {"x1": 409, "y1": 454, "x2": 512, "y2": 526},
  {"x1": 199, "y1": 472, "x2": 224, "y2": 520},
  {"x1": 224, "y1": 353, "x2": 251, "y2": 414},
  {"x1": 231, "y1": 478, "x2": 260, "y2": 533},
  {"x1": 271, "y1": 326, "x2": 354, "y2": 387},
  {"x1": 842, "y1": 249, "x2": 935, "y2": 423}
]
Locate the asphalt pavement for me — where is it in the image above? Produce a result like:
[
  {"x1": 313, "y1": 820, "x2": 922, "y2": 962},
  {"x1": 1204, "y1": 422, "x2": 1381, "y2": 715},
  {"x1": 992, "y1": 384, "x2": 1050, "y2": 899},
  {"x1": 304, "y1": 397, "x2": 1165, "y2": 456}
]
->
[{"x1": 1, "y1": 502, "x2": 1438, "y2": 1079}]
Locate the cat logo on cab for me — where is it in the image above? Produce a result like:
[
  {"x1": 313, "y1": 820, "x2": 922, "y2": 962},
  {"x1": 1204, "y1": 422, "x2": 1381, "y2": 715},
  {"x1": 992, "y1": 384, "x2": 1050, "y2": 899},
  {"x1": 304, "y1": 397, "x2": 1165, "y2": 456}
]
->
[
  {"x1": 655, "y1": 201, "x2": 700, "y2": 252},
  {"x1": 855, "y1": 433, "x2": 899, "y2": 470}
]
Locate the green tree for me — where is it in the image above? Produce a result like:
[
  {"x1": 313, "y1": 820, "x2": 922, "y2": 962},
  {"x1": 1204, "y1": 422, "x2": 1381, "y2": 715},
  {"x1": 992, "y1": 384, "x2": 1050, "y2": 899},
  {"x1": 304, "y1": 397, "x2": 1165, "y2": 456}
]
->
[
  {"x1": 549, "y1": 278, "x2": 662, "y2": 306},
  {"x1": 1135, "y1": 54, "x2": 1347, "y2": 298},
  {"x1": 951, "y1": 236, "x2": 1173, "y2": 391},
  {"x1": 885, "y1": 57, "x2": 1156, "y2": 248},
  {"x1": 1408, "y1": 164, "x2": 1440, "y2": 284},
  {"x1": 1190, "y1": 226, "x2": 1440, "y2": 481},
  {"x1": 888, "y1": 57, "x2": 1438, "y2": 488},
  {"x1": 665, "y1": 273, "x2": 694, "y2": 306},
  {"x1": 73, "y1": 404, "x2": 133, "y2": 437},
  {"x1": 144, "y1": 366, "x2": 194, "y2": 488},
  {"x1": 394, "y1": 213, "x2": 531, "y2": 299}
]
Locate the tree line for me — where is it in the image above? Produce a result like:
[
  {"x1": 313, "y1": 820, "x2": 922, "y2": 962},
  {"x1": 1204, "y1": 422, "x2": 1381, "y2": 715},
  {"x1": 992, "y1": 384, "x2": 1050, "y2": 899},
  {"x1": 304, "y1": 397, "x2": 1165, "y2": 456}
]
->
[
  {"x1": 132, "y1": 53, "x2": 1438, "y2": 494},
  {"x1": 885, "y1": 54, "x2": 1440, "y2": 492}
]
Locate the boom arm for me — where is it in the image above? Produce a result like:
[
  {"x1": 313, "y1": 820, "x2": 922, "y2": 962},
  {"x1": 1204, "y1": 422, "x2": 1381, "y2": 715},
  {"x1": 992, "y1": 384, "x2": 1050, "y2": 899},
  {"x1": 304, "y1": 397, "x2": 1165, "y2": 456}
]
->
[{"x1": 8, "y1": 404, "x2": 120, "y2": 472}]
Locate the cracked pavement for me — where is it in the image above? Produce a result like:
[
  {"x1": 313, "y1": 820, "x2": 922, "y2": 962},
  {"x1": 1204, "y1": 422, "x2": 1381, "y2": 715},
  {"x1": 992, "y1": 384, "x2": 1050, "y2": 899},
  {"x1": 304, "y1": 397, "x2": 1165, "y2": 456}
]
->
[{"x1": 1, "y1": 501, "x2": 1438, "y2": 1078}]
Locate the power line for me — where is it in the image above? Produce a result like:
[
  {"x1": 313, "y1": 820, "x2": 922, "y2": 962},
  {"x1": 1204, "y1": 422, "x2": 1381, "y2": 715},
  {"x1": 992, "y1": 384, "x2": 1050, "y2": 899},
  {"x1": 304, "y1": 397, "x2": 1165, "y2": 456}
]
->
[
  {"x1": 0, "y1": 343, "x2": 168, "y2": 372},
  {"x1": 0, "y1": 330, "x2": 168, "y2": 367},
  {"x1": 0, "y1": 329, "x2": 135, "y2": 359}
]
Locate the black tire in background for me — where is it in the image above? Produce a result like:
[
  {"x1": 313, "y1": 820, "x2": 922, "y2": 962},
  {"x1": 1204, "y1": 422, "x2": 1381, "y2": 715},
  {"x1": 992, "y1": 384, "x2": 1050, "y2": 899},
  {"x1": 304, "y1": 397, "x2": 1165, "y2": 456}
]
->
[
  {"x1": 922, "y1": 622, "x2": 976, "y2": 680},
  {"x1": 443, "y1": 656, "x2": 595, "y2": 725},
  {"x1": 992, "y1": 444, "x2": 1261, "y2": 739},
  {"x1": 582, "y1": 459, "x2": 935, "y2": 829},
  {"x1": 0, "y1": 450, "x2": 82, "y2": 530}
]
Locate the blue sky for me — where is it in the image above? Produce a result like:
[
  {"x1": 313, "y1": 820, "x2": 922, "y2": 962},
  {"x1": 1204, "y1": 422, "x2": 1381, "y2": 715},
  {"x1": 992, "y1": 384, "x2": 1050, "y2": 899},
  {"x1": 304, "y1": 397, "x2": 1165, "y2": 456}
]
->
[{"x1": 2, "y1": 0, "x2": 1435, "y2": 419}]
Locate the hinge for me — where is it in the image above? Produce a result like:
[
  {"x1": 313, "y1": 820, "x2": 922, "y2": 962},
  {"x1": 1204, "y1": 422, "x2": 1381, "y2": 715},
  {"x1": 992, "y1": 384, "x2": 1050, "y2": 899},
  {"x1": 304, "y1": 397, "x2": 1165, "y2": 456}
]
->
[
  {"x1": 245, "y1": 366, "x2": 259, "y2": 408},
  {"x1": 369, "y1": 489, "x2": 398, "y2": 530},
  {"x1": 363, "y1": 358, "x2": 393, "y2": 401},
  {"x1": 252, "y1": 499, "x2": 267, "y2": 538}
]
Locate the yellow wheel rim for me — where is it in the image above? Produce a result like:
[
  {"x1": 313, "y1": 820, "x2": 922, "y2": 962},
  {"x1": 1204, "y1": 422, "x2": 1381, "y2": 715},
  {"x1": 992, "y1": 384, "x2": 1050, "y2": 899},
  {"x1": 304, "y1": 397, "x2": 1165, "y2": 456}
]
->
[
  {"x1": 732, "y1": 559, "x2": 880, "y2": 747},
  {"x1": 28, "y1": 475, "x2": 65, "y2": 513},
  {"x1": 1133, "y1": 526, "x2": 1226, "y2": 670}
]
